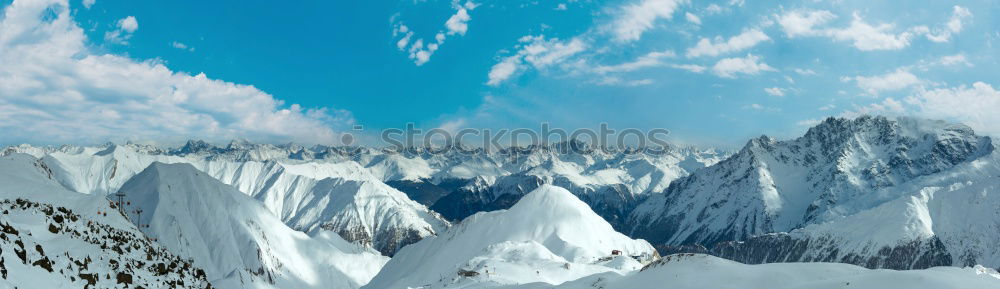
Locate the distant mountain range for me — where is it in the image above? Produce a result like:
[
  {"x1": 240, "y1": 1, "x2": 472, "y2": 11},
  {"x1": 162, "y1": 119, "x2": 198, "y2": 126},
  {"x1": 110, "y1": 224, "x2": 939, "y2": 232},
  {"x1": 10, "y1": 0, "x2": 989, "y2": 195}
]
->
[{"x1": 2, "y1": 115, "x2": 1000, "y2": 288}]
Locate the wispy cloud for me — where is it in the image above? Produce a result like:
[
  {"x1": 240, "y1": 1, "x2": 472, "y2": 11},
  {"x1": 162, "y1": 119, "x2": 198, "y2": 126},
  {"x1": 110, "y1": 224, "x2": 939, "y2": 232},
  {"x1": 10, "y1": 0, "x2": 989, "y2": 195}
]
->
[
  {"x1": 848, "y1": 69, "x2": 922, "y2": 95},
  {"x1": 104, "y1": 16, "x2": 138, "y2": 45},
  {"x1": 171, "y1": 41, "x2": 195, "y2": 52},
  {"x1": 686, "y1": 29, "x2": 770, "y2": 58},
  {"x1": 609, "y1": 0, "x2": 688, "y2": 43},
  {"x1": 487, "y1": 36, "x2": 587, "y2": 86}
]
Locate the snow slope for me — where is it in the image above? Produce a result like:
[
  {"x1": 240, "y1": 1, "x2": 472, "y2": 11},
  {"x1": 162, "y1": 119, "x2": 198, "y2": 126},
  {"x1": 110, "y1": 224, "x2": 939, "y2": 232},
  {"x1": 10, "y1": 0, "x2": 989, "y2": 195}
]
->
[
  {"x1": 0, "y1": 154, "x2": 213, "y2": 288},
  {"x1": 364, "y1": 185, "x2": 657, "y2": 289},
  {"x1": 119, "y1": 162, "x2": 388, "y2": 289},
  {"x1": 542, "y1": 254, "x2": 1000, "y2": 289}
]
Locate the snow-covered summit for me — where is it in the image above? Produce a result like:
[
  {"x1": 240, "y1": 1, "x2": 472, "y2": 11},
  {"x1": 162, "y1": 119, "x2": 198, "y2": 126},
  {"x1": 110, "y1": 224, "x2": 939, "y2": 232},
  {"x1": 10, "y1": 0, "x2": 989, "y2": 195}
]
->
[
  {"x1": 365, "y1": 185, "x2": 657, "y2": 289},
  {"x1": 628, "y1": 115, "x2": 993, "y2": 248},
  {"x1": 120, "y1": 162, "x2": 388, "y2": 289}
]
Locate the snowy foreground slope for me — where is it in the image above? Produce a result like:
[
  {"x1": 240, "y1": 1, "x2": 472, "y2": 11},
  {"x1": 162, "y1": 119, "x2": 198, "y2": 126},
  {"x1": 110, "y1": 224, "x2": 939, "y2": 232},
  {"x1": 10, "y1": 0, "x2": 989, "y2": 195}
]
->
[
  {"x1": 520, "y1": 254, "x2": 1000, "y2": 289},
  {"x1": 119, "y1": 162, "x2": 388, "y2": 289},
  {"x1": 364, "y1": 185, "x2": 658, "y2": 289},
  {"x1": 0, "y1": 154, "x2": 213, "y2": 288}
]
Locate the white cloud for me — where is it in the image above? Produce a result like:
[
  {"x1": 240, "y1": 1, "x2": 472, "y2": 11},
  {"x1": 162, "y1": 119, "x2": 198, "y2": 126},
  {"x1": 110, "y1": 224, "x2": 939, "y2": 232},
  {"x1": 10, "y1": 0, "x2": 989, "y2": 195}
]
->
[
  {"x1": 818, "y1": 104, "x2": 836, "y2": 111},
  {"x1": 593, "y1": 50, "x2": 675, "y2": 73},
  {"x1": 118, "y1": 16, "x2": 138, "y2": 32},
  {"x1": 670, "y1": 64, "x2": 707, "y2": 73},
  {"x1": 850, "y1": 82, "x2": 1000, "y2": 136},
  {"x1": 685, "y1": 12, "x2": 701, "y2": 25},
  {"x1": 851, "y1": 69, "x2": 921, "y2": 95},
  {"x1": 610, "y1": 0, "x2": 687, "y2": 43},
  {"x1": 777, "y1": 10, "x2": 910, "y2": 51},
  {"x1": 764, "y1": 87, "x2": 784, "y2": 96},
  {"x1": 778, "y1": 8, "x2": 973, "y2": 50},
  {"x1": 827, "y1": 13, "x2": 915, "y2": 51},
  {"x1": 711, "y1": 54, "x2": 776, "y2": 78},
  {"x1": 0, "y1": 0, "x2": 350, "y2": 145},
  {"x1": 393, "y1": 1, "x2": 477, "y2": 66},
  {"x1": 903, "y1": 82, "x2": 1000, "y2": 135},
  {"x1": 596, "y1": 76, "x2": 654, "y2": 86},
  {"x1": 82, "y1": 0, "x2": 94, "y2": 9},
  {"x1": 926, "y1": 6, "x2": 972, "y2": 42},
  {"x1": 445, "y1": 8, "x2": 471, "y2": 35},
  {"x1": 744, "y1": 103, "x2": 780, "y2": 112},
  {"x1": 171, "y1": 41, "x2": 194, "y2": 52},
  {"x1": 797, "y1": 118, "x2": 823, "y2": 127},
  {"x1": 705, "y1": 4, "x2": 723, "y2": 15},
  {"x1": 104, "y1": 16, "x2": 138, "y2": 45},
  {"x1": 937, "y1": 54, "x2": 972, "y2": 67},
  {"x1": 777, "y1": 9, "x2": 836, "y2": 37},
  {"x1": 486, "y1": 55, "x2": 521, "y2": 86},
  {"x1": 794, "y1": 68, "x2": 817, "y2": 75},
  {"x1": 486, "y1": 35, "x2": 586, "y2": 86},
  {"x1": 686, "y1": 29, "x2": 769, "y2": 57},
  {"x1": 556, "y1": 3, "x2": 568, "y2": 11}
]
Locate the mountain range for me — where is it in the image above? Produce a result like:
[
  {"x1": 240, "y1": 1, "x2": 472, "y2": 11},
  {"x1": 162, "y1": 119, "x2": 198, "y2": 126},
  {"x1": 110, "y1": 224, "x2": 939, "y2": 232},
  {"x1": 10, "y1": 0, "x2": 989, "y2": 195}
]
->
[{"x1": 2, "y1": 115, "x2": 1000, "y2": 288}]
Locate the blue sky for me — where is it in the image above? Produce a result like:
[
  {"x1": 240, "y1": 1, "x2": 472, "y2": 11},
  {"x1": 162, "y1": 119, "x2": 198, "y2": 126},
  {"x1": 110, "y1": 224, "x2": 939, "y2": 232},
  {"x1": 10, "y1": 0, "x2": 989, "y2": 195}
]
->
[{"x1": 1, "y1": 0, "x2": 999, "y2": 147}]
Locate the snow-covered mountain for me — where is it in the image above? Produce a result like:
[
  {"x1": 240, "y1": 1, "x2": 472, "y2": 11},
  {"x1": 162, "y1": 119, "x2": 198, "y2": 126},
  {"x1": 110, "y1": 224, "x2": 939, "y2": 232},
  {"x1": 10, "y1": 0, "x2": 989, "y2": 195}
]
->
[
  {"x1": 711, "y1": 141, "x2": 1000, "y2": 269},
  {"x1": 197, "y1": 160, "x2": 449, "y2": 256},
  {"x1": 5, "y1": 114, "x2": 1000, "y2": 285},
  {"x1": 628, "y1": 116, "x2": 1000, "y2": 269},
  {"x1": 410, "y1": 144, "x2": 726, "y2": 230},
  {"x1": 2, "y1": 144, "x2": 449, "y2": 256},
  {"x1": 0, "y1": 154, "x2": 213, "y2": 288},
  {"x1": 546, "y1": 253, "x2": 1000, "y2": 289},
  {"x1": 119, "y1": 162, "x2": 388, "y2": 289},
  {"x1": 1, "y1": 139, "x2": 721, "y2": 255},
  {"x1": 364, "y1": 185, "x2": 658, "y2": 289}
]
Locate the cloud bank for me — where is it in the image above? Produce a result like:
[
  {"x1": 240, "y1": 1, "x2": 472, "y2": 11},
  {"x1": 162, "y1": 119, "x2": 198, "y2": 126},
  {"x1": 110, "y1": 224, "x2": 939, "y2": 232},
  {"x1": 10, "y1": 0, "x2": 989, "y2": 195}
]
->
[{"x1": 0, "y1": 0, "x2": 351, "y2": 145}]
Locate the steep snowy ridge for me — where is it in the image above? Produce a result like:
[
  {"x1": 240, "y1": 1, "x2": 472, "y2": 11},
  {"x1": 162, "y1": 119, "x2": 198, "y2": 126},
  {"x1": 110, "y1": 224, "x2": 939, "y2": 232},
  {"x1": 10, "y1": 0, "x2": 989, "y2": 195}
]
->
[
  {"x1": 0, "y1": 154, "x2": 213, "y2": 288},
  {"x1": 119, "y1": 162, "x2": 388, "y2": 289},
  {"x1": 199, "y1": 160, "x2": 449, "y2": 256},
  {"x1": 364, "y1": 185, "x2": 658, "y2": 289},
  {"x1": 629, "y1": 116, "x2": 993, "y2": 248}
]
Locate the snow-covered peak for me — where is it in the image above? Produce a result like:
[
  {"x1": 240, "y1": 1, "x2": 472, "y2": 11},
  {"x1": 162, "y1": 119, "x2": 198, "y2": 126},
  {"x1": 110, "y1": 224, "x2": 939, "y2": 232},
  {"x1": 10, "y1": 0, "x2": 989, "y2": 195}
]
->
[
  {"x1": 365, "y1": 185, "x2": 657, "y2": 288},
  {"x1": 629, "y1": 115, "x2": 994, "y2": 248},
  {"x1": 120, "y1": 162, "x2": 388, "y2": 289}
]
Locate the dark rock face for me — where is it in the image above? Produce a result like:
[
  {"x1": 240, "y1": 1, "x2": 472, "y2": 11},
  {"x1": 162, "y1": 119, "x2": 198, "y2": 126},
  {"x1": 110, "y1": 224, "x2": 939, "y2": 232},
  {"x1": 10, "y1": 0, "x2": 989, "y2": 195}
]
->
[
  {"x1": 321, "y1": 223, "x2": 427, "y2": 257},
  {"x1": 385, "y1": 178, "x2": 467, "y2": 207},
  {"x1": 708, "y1": 234, "x2": 954, "y2": 270},
  {"x1": 430, "y1": 187, "x2": 526, "y2": 222}
]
